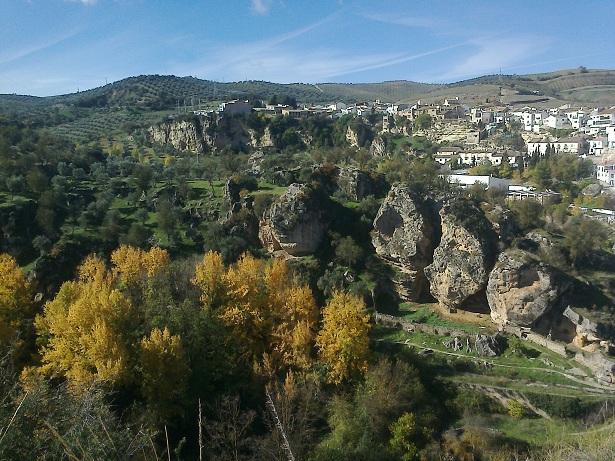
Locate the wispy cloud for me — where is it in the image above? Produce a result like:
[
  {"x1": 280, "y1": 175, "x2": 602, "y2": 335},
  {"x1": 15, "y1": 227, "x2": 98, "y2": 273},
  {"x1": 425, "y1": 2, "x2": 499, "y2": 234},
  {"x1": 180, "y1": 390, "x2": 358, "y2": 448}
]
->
[
  {"x1": 363, "y1": 12, "x2": 440, "y2": 29},
  {"x1": 436, "y1": 37, "x2": 550, "y2": 82},
  {"x1": 177, "y1": 11, "x2": 464, "y2": 83},
  {"x1": 0, "y1": 29, "x2": 81, "y2": 67},
  {"x1": 250, "y1": 0, "x2": 272, "y2": 15}
]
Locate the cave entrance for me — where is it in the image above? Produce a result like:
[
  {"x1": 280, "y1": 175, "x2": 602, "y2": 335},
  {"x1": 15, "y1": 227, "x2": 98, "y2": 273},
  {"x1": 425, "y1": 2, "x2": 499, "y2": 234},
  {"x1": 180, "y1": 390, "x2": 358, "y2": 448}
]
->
[{"x1": 459, "y1": 290, "x2": 491, "y2": 314}]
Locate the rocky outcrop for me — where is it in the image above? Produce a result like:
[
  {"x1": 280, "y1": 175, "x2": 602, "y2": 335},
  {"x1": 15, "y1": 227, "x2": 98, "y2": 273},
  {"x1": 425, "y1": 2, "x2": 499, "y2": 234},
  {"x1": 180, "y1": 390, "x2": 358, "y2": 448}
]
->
[
  {"x1": 372, "y1": 185, "x2": 439, "y2": 300},
  {"x1": 346, "y1": 125, "x2": 360, "y2": 148},
  {"x1": 424, "y1": 200, "x2": 497, "y2": 311},
  {"x1": 337, "y1": 168, "x2": 384, "y2": 201},
  {"x1": 259, "y1": 184, "x2": 326, "y2": 256},
  {"x1": 248, "y1": 127, "x2": 275, "y2": 149},
  {"x1": 148, "y1": 119, "x2": 204, "y2": 153},
  {"x1": 487, "y1": 249, "x2": 572, "y2": 327},
  {"x1": 474, "y1": 334, "x2": 505, "y2": 357},
  {"x1": 369, "y1": 135, "x2": 387, "y2": 157},
  {"x1": 564, "y1": 307, "x2": 615, "y2": 352}
]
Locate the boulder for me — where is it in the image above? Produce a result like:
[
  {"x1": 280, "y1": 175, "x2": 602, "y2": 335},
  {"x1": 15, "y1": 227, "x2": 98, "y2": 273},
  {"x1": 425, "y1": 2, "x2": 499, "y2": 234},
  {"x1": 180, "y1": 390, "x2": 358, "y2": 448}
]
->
[
  {"x1": 259, "y1": 184, "x2": 326, "y2": 256},
  {"x1": 474, "y1": 334, "x2": 504, "y2": 357},
  {"x1": 372, "y1": 185, "x2": 438, "y2": 299},
  {"x1": 487, "y1": 249, "x2": 572, "y2": 327},
  {"x1": 424, "y1": 200, "x2": 497, "y2": 310}
]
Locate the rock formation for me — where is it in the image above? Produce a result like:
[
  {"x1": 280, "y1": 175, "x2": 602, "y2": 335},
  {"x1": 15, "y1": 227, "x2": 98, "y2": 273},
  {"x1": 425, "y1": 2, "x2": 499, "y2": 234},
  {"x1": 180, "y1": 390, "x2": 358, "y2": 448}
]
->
[
  {"x1": 345, "y1": 125, "x2": 360, "y2": 148},
  {"x1": 486, "y1": 249, "x2": 572, "y2": 327},
  {"x1": 369, "y1": 135, "x2": 387, "y2": 157},
  {"x1": 148, "y1": 119, "x2": 204, "y2": 153},
  {"x1": 259, "y1": 184, "x2": 326, "y2": 256},
  {"x1": 337, "y1": 167, "x2": 384, "y2": 201},
  {"x1": 372, "y1": 185, "x2": 439, "y2": 300},
  {"x1": 424, "y1": 200, "x2": 496, "y2": 311}
]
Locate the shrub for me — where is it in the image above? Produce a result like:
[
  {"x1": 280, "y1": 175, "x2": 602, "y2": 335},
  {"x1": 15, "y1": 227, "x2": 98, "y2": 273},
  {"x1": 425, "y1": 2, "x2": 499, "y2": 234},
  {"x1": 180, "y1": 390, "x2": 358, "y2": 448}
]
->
[{"x1": 507, "y1": 400, "x2": 526, "y2": 418}]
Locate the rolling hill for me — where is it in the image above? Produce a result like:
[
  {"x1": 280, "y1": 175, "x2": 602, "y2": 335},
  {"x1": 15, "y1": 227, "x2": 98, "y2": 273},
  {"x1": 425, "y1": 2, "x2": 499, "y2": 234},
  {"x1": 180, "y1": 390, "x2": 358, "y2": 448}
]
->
[{"x1": 1, "y1": 68, "x2": 615, "y2": 142}]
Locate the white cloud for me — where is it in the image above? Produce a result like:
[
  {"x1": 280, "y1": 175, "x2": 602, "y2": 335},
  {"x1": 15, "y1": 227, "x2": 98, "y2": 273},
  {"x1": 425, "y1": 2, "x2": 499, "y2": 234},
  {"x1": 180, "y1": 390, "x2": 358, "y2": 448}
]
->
[{"x1": 250, "y1": 0, "x2": 272, "y2": 15}]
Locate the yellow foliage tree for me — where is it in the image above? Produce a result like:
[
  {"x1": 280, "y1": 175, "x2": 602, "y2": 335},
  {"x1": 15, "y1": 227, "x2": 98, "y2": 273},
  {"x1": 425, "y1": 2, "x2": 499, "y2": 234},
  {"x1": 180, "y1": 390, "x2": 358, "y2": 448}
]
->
[
  {"x1": 35, "y1": 255, "x2": 133, "y2": 387},
  {"x1": 270, "y1": 285, "x2": 318, "y2": 370},
  {"x1": 193, "y1": 253, "x2": 318, "y2": 371},
  {"x1": 0, "y1": 254, "x2": 32, "y2": 349},
  {"x1": 316, "y1": 291, "x2": 371, "y2": 384},
  {"x1": 220, "y1": 253, "x2": 268, "y2": 356},
  {"x1": 192, "y1": 251, "x2": 226, "y2": 309},
  {"x1": 111, "y1": 245, "x2": 169, "y2": 285},
  {"x1": 140, "y1": 327, "x2": 189, "y2": 418}
]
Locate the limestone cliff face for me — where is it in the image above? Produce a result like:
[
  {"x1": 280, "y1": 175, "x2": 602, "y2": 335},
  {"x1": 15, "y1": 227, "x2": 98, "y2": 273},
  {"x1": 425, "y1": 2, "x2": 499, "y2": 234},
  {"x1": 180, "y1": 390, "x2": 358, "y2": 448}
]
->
[
  {"x1": 259, "y1": 184, "x2": 326, "y2": 257},
  {"x1": 371, "y1": 185, "x2": 438, "y2": 300},
  {"x1": 148, "y1": 119, "x2": 204, "y2": 153},
  {"x1": 346, "y1": 125, "x2": 360, "y2": 148},
  {"x1": 487, "y1": 249, "x2": 572, "y2": 327},
  {"x1": 149, "y1": 115, "x2": 257, "y2": 153},
  {"x1": 369, "y1": 135, "x2": 387, "y2": 157},
  {"x1": 424, "y1": 200, "x2": 497, "y2": 310}
]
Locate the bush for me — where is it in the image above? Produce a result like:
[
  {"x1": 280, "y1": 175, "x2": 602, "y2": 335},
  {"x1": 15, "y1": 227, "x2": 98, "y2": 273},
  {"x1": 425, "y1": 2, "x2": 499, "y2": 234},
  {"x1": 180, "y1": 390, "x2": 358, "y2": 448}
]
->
[{"x1": 507, "y1": 400, "x2": 526, "y2": 418}]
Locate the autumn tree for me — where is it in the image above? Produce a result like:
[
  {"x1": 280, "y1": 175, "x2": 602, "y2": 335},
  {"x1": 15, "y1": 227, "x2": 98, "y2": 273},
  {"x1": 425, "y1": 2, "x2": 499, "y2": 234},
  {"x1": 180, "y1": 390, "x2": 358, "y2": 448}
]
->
[
  {"x1": 193, "y1": 253, "x2": 318, "y2": 372},
  {"x1": 140, "y1": 327, "x2": 189, "y2": 419},
  {"x1": 111, "y1": 245, "x2": 170, "y2": 285},
  {"x1": 0, "y1": 254, "x2": 33, "y2": 355},
  {"x1": 192, "y1": 250, "x2": 226, "y2": 309},
  {"x1": 265, "y1": 259, "x2": 318, "y2": 370},
  {"x1": 316, "y1": 291, "x2": 371, "y2": 384},
  {"x1": 35, "y1": 255, "x2": 134, "y2": 387}
]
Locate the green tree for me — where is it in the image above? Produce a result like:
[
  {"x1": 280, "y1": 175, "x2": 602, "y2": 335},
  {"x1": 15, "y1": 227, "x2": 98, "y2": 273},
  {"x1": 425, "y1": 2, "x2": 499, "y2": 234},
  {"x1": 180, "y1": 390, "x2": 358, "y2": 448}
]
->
[
  {"x1": 511, "y1": 200, "x2": 543, "y2": 231},
  {"x1": 563, "y1": 216, "x2": 609, "y2": 267},
  {"x1": 335, "y1": 236, "x2": 363, "y2": 267},
  {"x1": 414, "y1": 114, "x2": 432, "y2": 131},
  {"x1": 389, "y1": 412, "x2": 420, "y2": 461}
]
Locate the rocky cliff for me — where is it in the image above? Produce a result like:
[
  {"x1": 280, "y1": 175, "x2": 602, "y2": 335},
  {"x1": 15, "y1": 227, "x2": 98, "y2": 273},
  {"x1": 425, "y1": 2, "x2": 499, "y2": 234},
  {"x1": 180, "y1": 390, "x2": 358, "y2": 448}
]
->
[
  {"x1": 259, "y1": 184, "x2": 326, "y2": 257},
  {"x1": 148, "y1": 119, "x2": 205, "y2": 153},
  {"x1": 372, "y1": 185, "x2": 439, "y2": 300},
  {"x1": 424, "y1": 200, "x2": 497, "y2": 311},
  {"x1": 149, "y1": 115, "x2": 271, "y2": 153},
  {"x1": 487, "y1": 249, "x2": 572, "y2": 327}
]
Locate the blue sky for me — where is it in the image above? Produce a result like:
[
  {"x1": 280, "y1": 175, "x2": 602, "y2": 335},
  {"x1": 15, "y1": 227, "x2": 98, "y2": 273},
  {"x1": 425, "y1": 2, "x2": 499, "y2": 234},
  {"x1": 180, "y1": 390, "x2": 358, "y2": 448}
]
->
[{"x1": 1, "y1": 0, "x2": 614, "y2": 96}]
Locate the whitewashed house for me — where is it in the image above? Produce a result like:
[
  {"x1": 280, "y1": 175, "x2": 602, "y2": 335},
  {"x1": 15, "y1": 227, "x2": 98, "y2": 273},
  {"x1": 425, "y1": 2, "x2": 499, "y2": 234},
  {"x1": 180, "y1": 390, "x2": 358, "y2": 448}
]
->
[
  {"x1": 606, "y1": 126, "x2": 615, "y2": 148},
  {"x1": 543, "y1": 114, "x2": 572, "y2": 130},
  {"x1": 589, "y1": 136, "x2": 608, "y2": 156}
]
